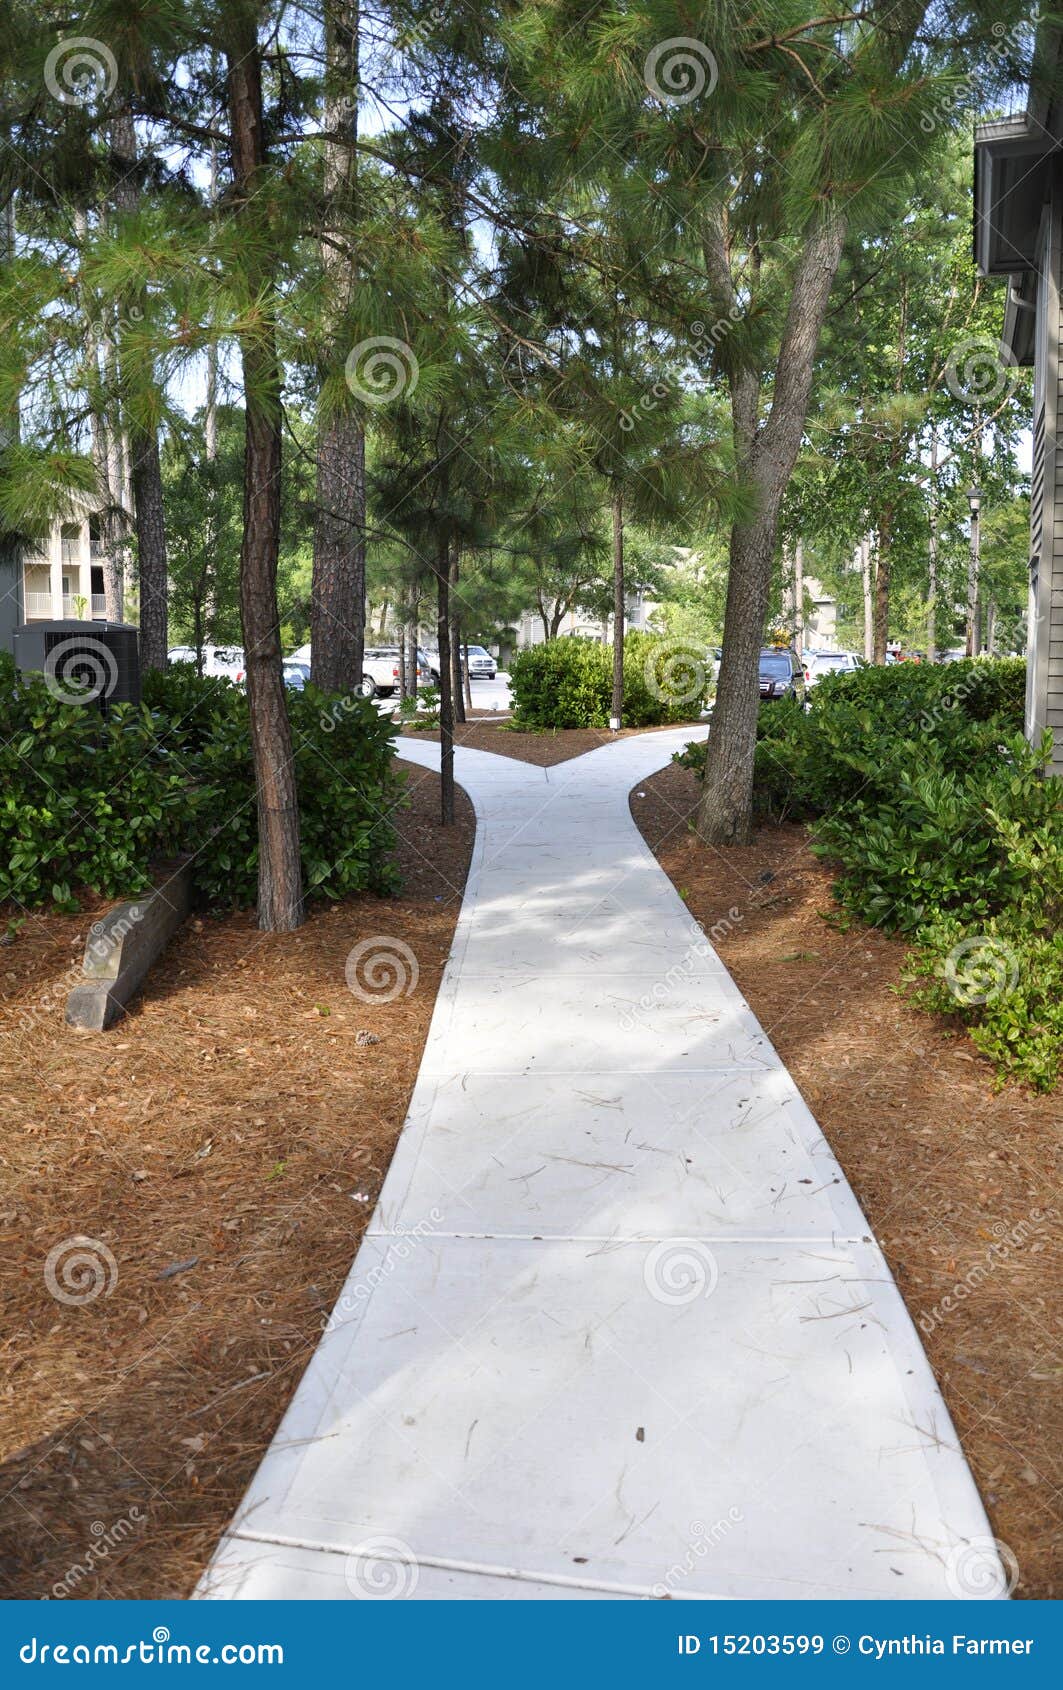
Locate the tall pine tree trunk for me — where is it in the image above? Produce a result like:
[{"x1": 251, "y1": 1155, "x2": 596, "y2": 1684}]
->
[
  {"x1": 110, "y1": 111, "x2": 168, "y2": 668},
  {"x1": 873, "y1": 512, "x2": 893, "y2": 663},
  {"x1": 696, "y1": 510, "x2": 777, "y2": 843},
  {"x1": 76, "y1": 208, "x2": 127, "y2": 623},
  {"x1": 103, "y1": 330, "x2": 131, "y2": 620},
  {"x1": 610, "y1": 484, "x2": 624, "y2": 728},
  {"x1": 449, "y1": 548, "x2": 465, "y2": 723},
  {"x1": 861, "y1": 535, "x2": 874, "y2": 660},
  {"x1": 697, "y1": 208, "x2": 847, "y2": 845},
  {"x1": 435, "y1": 539, "x2": 455, "y2": 825},
  {"x1": 927, "y1": 433, "x2": 939, "y2": 663},
  {"x1": 311, "y1": 0, "x2": 366, "y2": 695},
  {"x1": 405, "y1": 599, "x2": 419, "y2": 696},
  {"x1": 227, "y1": 5, "x2": 304, "y2": 932}
]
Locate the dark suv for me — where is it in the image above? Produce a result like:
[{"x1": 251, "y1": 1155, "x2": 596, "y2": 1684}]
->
[{"x1": 758, "y1": 647, "x2": 805, "y2": 704}]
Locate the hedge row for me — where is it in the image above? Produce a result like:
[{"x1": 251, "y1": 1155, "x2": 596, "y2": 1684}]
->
[
  {"x1": 676, "y1": 658, "x2": 1062, "y2": 1090},
  {"x1": 508, "y1": 631, "x2": 710, "y2": 729},
  {"x1": 0, "y1": 655, "x2": 403, "y2": 913}
]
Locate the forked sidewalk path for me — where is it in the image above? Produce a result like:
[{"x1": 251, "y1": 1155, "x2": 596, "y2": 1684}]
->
[{"x1": 200, "y1": 730, "x2": 1003, "y2": 1600}]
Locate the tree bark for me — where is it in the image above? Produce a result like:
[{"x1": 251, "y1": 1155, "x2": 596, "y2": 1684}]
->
[
  {"x1": 310, "y1": 0, "x2": 366, "y2": 695},
  {"x1": 611, "y1": 484, "x2": 624, "y2": 727},
  {"x1": 861, "y1": 535, "x2": 874, "y2": 660},
  {"x1": 449, "y1": 549, "x2": 466, "y2": 723},
  {"x1": 103, "y1": 331, "x2": 132, "y2": 620},
  {"x1": 76, "y1": 209, "x2": 127, "y2": 623},
  {"x1": 227, "y1": 6, "x2": 304, "y2": 932},
  {"x1": 463, "y1": 635, "x2": 473, "y2": 713},
  {"x1": 873, "y1": 511, "x2": 893, "y2": 663},
  {"x1": 405, "y1": 600, "x2": 419, "y2": 695},
  {"x1": 435, "y1": 540, "x2": 455, "y2": 825},
  {"x1": 791, "y1": 538, "x2": 804, "y2": 657},
  {"x1": 697, "y1": 207, "x2": 848, "y2": 845},
  {"x1": 110, "y1": 111, "x2": 168, "y2": 668},
  {"x1": 927, "y1": 433, "x2": 939, "y2": 663},
  {"x1": 695, "y1": 511, "x2": 776, "y2": 843},
  {"x1": 965, "y1": 507, "x2": 981, "y2": 656}
]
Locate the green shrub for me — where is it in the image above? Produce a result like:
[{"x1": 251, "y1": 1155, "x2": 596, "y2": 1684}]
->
[
  {"x1": 509, "y1": 633, "x2": 709, "y2": 729},
  {"x1": 902, "y1": 792, "x2": 1063, "y2": 1091},
  {"x1": 0, "y1": 664, "x2": 403, "y2": 912},
  {"x1": 396, "y1": 684, "x2": 440, "y2": 728},
  {"x1": 0, "y1": 668, "x2": 191, "y2": 911},
  {"x1": 905, "y1": 920, "x2": 1063, "y2": 1092},
  {"x1": 671, "y1": 655, "x2": 1060, "y2": 1087},
  {"x1": 811, "y1": 734, "x2": 1053, "y2": 933},
  {"x1": 509, "y1": 638, "x2": 610, "y2": 727}
]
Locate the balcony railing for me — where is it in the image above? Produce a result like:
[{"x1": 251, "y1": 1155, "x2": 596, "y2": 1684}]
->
[
  {"x1": 24, "y1": 592, "x2": 82, "y2": 619},
  {"x1": 91, "y1": 593, "x2": 107, "y2": 617}
]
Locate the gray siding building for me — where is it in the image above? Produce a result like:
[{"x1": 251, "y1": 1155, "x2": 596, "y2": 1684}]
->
[{"x1": 975, "y1": 45, "x2": 1063, "y2": 773}]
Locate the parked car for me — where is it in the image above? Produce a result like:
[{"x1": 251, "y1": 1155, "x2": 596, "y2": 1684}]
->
[
  {"x1": 464, "y1": 644, "x2": 497, "y2": 679},
  {"x1": 282, "y1": 660, "x2": 311, "y2": 690},
  {"x1": 360, "y1": 647, "x2": 403, "y2": 698},
  {"x1": 758, "y1": 646, "x2": 806, "y2": 703},
  {"x1": 804, "y1": 649, "x2": 861, "y2": 686},
  {"x1": 167, "y1": 644, "x2": 245, "y2": 680},
  {"x1": 424, "y1": 644, "x2": 497, "y2": 681}
]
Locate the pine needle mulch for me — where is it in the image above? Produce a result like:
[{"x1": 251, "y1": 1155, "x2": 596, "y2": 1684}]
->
[
  {"x1": 404, "y1": 715, "x2": 698, "y2": 767},
  {"x1": 633, "y1": 761, "x2": 1063, "y2": 1600},
  {"x1": 0, "y1": 760, "x2": 474, "y2": 1599}
]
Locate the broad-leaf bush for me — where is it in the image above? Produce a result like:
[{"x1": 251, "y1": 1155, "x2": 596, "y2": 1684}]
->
[
  {"x1": 672, "y1": 657, "x2": 1061, "y2": 1089},
  {"x1": 509, "y1": 632, "x2": 708, "y2": 729},
  {"x1": 0, "y1": 660, "x2": 403, "y2": 912}
]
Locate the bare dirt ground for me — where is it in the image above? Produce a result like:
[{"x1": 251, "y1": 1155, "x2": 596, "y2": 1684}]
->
[
  {"x1": 633, "y1": 759, "x2": 1063, "y2": 1600},
  {"x1": 0, "y1": 760, "x2": 473, "y2": 1599}
]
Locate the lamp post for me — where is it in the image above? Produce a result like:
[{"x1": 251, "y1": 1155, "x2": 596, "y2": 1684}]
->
[{"x1": 965, "y1": 485, "x2": 981, "y2": 657}]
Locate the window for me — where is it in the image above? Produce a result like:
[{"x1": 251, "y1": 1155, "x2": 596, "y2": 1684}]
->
[{"x1": 759, "y1": 654, "x2": 792, "y2": 678}]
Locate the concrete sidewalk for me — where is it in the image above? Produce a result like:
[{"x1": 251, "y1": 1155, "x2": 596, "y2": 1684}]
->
[{"x1": 200, "y1": 729, "x2": 1004, "y2": 1600}]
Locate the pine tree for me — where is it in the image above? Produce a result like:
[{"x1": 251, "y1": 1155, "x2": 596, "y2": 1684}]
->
[
  {"x1": 500, "y1": 0, "x2": 1037, "y2": 839},
  {"x1": 310, "y1": 0, "x2": 367, "y2": 696},
  {"x1": 219, "y1": 0, "x2": 304, "y2": 929}
]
